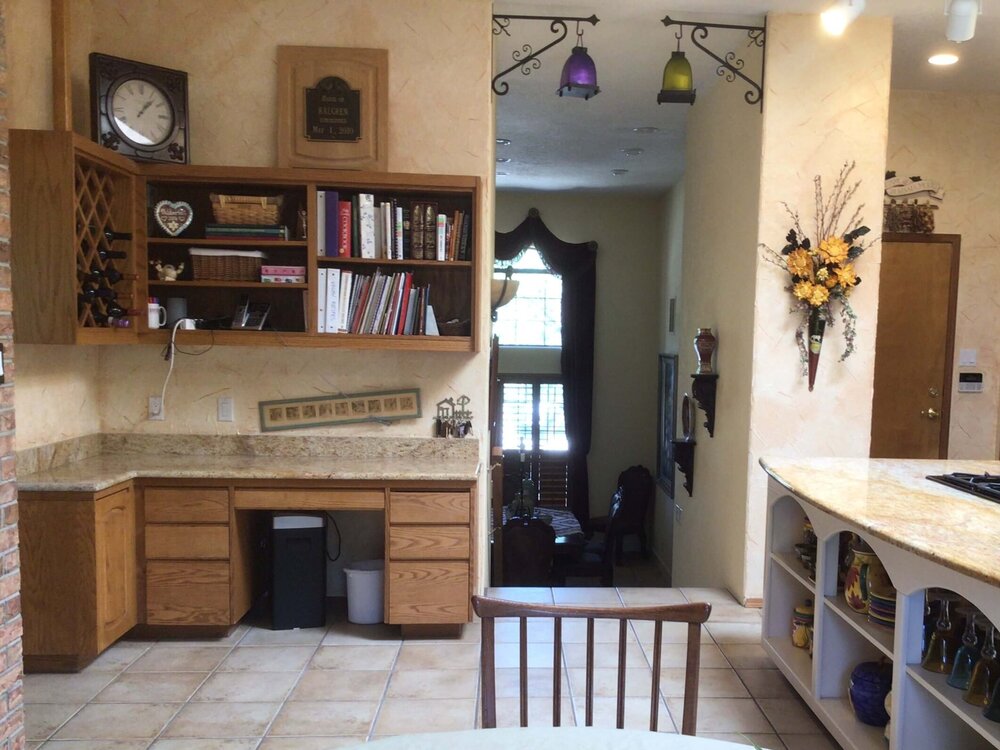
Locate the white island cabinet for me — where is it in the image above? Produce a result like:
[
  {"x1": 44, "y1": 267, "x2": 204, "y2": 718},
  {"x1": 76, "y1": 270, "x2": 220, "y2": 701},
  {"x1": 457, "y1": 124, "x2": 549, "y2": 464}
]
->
[{"x1": 761, "y1": 457, "x2": 1000, "y2": 750}]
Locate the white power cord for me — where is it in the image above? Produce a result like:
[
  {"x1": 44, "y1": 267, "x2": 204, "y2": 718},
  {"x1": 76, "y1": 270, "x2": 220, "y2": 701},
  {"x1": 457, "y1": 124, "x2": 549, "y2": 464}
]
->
[{"x1": 159, "y1": 318, "x2": 199, "y2": 416}]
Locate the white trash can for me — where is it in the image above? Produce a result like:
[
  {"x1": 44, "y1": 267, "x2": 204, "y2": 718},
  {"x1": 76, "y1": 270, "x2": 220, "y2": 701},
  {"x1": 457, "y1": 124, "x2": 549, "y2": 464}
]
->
[{"x1": 344, "y1": 559, "x2": 385, "y2": 624}]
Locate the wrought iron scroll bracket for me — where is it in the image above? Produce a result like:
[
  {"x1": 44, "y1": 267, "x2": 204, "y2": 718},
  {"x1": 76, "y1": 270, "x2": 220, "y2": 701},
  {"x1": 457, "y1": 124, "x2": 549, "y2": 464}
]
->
[
  {"x1": 492, "y1": 14, "x2": 600, "y2": 96},
  {"x1": 661, "y1": 15, "x2": 766, "y2": 112}
]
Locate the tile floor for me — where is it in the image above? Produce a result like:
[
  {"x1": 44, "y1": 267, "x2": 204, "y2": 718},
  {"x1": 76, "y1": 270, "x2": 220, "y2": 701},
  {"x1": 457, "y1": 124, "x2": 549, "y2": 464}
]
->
[{"x1": 23, "y1": 587, "x2": 839, "y2": 750}]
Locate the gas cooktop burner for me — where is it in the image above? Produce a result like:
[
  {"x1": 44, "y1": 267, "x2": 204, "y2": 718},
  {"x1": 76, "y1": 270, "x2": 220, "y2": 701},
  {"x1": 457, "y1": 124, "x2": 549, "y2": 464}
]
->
[{"x1": 927, "y1": 472, "x2": 1000, "y2": 504}]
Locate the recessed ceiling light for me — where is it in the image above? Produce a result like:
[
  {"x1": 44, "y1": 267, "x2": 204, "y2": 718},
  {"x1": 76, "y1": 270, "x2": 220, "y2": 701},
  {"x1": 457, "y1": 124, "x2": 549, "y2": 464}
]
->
[
  {"x1": 622, "y1": 148, "x2": 644, "y2": 157},
  {"x1": 496, "y1": 138, "x2": 511, "y2": 147},
  {"x1": 632, "y1": 126, "x2": 660, "y2": 134},
  {"x1": 611, "y1": 168, "x2": 629, "y2": 176},
  {"x1": 496, "y1": 157, "x2": 511, "y2": 163},
  {"x1": 820, "y1": 0, "x2": 865, "y2": 36},
  {"x1": 928, "y1": 53, "x2": 959, "y2": 66}
]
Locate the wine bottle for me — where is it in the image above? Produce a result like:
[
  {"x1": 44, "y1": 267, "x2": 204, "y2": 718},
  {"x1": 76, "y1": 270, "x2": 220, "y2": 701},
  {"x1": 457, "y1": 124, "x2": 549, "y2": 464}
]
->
[
  {"x1": 98, "y1": 248, "x2": 128, "y2": 261},
  {"x1": 83, "y1": 264, "x2": 130, "y2": 285},
  {"x1": 80, "y1": 284, "x2": 117, "y2": 301}
]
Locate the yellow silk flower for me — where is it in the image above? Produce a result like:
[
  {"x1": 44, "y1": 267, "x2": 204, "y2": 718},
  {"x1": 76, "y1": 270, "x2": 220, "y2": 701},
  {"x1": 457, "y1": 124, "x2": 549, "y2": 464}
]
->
[
  {"x1": 786, "y1": 248, "x2": 813, "y2": 278},
  {"x1": 817, "y1": 236, "x2": 850, "y2": 265},
  {"x1": 835, "y1": 263, "x2": 858, "y2": 287}
]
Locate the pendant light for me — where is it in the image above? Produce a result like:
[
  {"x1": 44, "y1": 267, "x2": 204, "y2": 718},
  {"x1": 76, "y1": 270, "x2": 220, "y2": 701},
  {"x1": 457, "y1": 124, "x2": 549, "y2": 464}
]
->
[
  {"x1": 557, "y1": 22, "x2": 600, "y2": 100},
  {"x1": 657, "y1": 30, "x2": 696, "y2": 105}
]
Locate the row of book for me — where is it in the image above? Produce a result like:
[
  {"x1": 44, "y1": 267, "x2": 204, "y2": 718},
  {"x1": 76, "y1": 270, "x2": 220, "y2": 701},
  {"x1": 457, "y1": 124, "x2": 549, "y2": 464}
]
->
[
  {"x1": 316, "y1": 191, "x2": 472, "y2": 262},
  {"x1": 317, "y1": 267, "x2": 439, "y2": 336}
]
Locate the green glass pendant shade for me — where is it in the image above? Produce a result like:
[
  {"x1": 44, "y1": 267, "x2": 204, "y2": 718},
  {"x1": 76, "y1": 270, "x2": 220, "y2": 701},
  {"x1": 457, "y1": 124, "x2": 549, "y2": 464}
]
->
[{"x1": 657, "y1": 50, "x2": 696, "y2": 105}]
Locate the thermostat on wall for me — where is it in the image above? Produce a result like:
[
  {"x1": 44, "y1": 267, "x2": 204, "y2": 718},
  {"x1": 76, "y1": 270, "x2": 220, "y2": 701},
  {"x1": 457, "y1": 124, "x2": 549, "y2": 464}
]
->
[{"x1": 958, "y1": 372, "x2": 984, "y2": 393}]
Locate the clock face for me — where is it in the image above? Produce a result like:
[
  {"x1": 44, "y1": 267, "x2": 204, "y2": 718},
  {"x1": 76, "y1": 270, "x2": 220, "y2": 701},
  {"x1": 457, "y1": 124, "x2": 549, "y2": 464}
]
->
[{"x1": 109, "y1": 78, "x2": 175, "y2": 147}]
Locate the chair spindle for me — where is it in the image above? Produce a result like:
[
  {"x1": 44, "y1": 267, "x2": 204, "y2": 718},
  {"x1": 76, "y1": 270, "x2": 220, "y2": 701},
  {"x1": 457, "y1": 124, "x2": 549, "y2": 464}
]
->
[
  {"x1": 681, "y1": 621, "x2": 702, "y2": 735},
  {"x1": 553, "y1": 617, "x2": 562, "y2": 726},
  {"x1": 585, "y1": 617, "x2": 595, "y2": 726},
  {"x1": 519, "y1": 616, "x2": 528, "y2": 727}
]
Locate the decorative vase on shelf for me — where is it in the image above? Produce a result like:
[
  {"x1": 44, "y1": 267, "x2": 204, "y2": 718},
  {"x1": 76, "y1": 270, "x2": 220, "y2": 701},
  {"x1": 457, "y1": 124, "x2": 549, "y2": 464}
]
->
[
  {"x1": 843, "y1": 544, "x2": 890, "y2": 614},
  {"x1": 807, "y1": 308, "x2": 826, "y2": 392},
  {"x1": 848, "y1": 660, "x2": 893, "y2": 727},
  {"x1": 791, "y1": 599, "x2": 814, "y2": 649},
  {"x1": 694, "y1": 328, "x2": 717, "y2": 374}
]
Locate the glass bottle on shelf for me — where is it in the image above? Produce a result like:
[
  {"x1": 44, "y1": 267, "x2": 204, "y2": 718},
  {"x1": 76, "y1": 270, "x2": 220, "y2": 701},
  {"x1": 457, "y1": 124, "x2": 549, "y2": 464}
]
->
[
  {"x1": 80, "y1": 285, "x2": 117, "y2": 301},
  {"x1": 921, "y1": 594, "x2": 955, "y2": 674},
  {"x1": 964, "y1": 623, "x2": 1000, "y2": 707},
  {"x1": 947, "y1": 608, "x2": 981, "y2": 690}
]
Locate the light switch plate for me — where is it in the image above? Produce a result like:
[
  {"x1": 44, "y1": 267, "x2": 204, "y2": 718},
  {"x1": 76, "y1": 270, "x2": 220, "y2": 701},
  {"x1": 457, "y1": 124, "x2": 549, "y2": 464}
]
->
[
  {"x1": 217, "y1": 396, "x2": 234, "y2": 422},
  {"x1": 959, "y1": 348, "x2": 978, "y2": 366}
]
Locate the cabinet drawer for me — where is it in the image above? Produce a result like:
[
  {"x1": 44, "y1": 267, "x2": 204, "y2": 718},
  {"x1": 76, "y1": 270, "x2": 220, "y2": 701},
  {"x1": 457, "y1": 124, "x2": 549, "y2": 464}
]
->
[
  {"x1": 389, "y1": 492, "x2": 470, "y2": 525},
  {"x1": 234, "y1": 488, "x2": 384, "y2": 511},
  {"x1": 146, "y1": 561, "x2": 229, "y2": 625},
  {"x1": 145, "y1": 525, "x2": 229, "y2": 560},
  {"x1": 387, "y1": 561, "x2": 470, "y2": 624},
  {"x1": 145, "y1": 487, "x2": 229, "y2": 524},
  {"x1": 389, "y1": 526, "x2": 470, "y2": 560}
]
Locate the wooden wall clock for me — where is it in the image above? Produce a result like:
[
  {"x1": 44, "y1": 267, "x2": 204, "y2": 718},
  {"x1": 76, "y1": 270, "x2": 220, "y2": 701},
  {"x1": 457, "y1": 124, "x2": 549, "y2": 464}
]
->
[{"x1": 89, "y1": 53, "x2": 189, "y2": 164}]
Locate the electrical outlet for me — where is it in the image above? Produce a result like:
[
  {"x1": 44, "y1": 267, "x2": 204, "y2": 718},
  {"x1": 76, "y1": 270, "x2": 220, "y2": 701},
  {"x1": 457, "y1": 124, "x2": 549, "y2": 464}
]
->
[
  {"x1": 674, "y1": 505, "x2": 684, "y2": 524},
  {"x1": 148, "y1": 396, "x2": 164, "y2": 421},
  {"x1": 218, "y1": 396, "x2": 234, "y2": 422}
]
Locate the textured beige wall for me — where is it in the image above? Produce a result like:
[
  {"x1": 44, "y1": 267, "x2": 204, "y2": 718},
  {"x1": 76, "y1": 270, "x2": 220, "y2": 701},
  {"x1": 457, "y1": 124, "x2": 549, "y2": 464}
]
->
[
  {"x1": 670, "y1": 70, "x2": 762, "y2": 597},
  {"x1": 887, "y1": 90, "x2": 1000, "y2": 460},
  {"x1": 746, "y1": 15, "x2": 893, "y2": 599},
  {"x1": 494, "y1": 191, "x2": 663, "y2": 520}
]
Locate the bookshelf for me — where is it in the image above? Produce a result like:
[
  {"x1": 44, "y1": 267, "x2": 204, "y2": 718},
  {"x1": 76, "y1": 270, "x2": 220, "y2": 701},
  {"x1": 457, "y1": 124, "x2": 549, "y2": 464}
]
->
[{"x1": 11, "y1": 129, "x2": 481, "y2": 352}]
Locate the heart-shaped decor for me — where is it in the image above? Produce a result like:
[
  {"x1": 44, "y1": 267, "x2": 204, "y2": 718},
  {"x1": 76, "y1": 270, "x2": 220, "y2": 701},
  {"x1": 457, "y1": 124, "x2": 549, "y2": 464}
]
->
[{"x1": 154, "y1": 200, "x2": 194, "y2": 237}]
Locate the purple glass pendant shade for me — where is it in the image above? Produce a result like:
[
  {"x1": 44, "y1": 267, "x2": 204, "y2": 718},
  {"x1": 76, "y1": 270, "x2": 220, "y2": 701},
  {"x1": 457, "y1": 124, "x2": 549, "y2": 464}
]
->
[{"x1": 557, "y1": 46, "x2": 600, "y2": 100}]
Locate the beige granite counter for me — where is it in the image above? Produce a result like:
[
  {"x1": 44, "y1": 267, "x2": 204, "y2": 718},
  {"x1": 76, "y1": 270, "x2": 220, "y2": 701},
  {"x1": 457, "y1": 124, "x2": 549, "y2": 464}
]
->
[
  {"x1": 18, "y1": 434, "x2": 481, "y2": 492},
  {"x1": 761, "y1": 457, "x2": 1000, "y2": 587}
]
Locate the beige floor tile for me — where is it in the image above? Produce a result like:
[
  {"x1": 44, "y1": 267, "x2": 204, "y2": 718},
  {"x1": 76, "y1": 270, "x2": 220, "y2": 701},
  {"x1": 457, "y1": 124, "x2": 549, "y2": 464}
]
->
[
  {"x1": 493, "y1": 618, "x2": 556, "y2": 643},
  {"x1": 26, "y1": 743, "x2": 43, "y2": 750},
  {"x1": 24, "y1": 703, "x2": 83, "y2": 740},
  {"x1": 666, "y1": 697, "x2": 772, "y2": 733},
  {"x1": 289, "y1": 669, "x2": 389, "y2": 702},
  {"x1": 680, "y1": 588, "x2": 741, "y2": 605},
  {"x1": 386, "y1": 668, "x2": 479, "y2": 700},
  {"x1": 706, "y1": 622, "x2": 763, "y2": 644},
  {"x1": 394, "y1": 643, "x2": 479, "y2": 670},
  {"x1": 493, "y1": 641, "x2": 561, "y2": 669},
  {"x1": 632, "y1": 619, "x2": 699, "y2": 644},
  {"x1": 149, "y1": 741, "x2": 260, "y2": 750},
  {"x1": 572, "y1": 696, "x2": 675, "y2": 732},
  {"x1": 704, "y1": 604, "x2": 764, "y2": 624},
  {"x1": 24, "y1": 673, "x2": 115, "y2": 704},
  {"x1": 492, "y1": 667, "x2": 570, "y2": 698},
  {"x1": 484, "y1": 697, "x2": 576, "y2": 728},
  {"x1": 405, "y1": 620, "x2": 482, "y2": 644},
  {"x1": 162, "y1": 701, "x2": 279, "y2": 738},
  {"x1": 720, "y1": 644, "x2": 777, "y2": 670},
  {"x1": 84, "y1": 642, "x2": 151, "y2": 672},
  {"x1": 94, "y1": 672, "x2": 208, "y2": 703},
  {"x1": 51, "y1": 703, "x2": 179, "y2": 740},
  {"x1": 321, "y1": 621, "x2": 402, "y2": 646},
  {"x1": 240, "y1": 625, "x2": 327, "y2": 646},
  {"x1": 780, "y1": 732, "x2": 841, "y2": 749},
  {"x1": 373, "y1": 698, "x2": 476, "y2": 736},
  {"x1": 646, "y1": 643, "x2": 729, "y2": 669},
  {"x1": 310, "y1": 644, "x2": 399, "y2": 671},
  {"x1": 129, "y1": 645, "x2": 231, "y2": 673},
  {"x1": 659, "y1": 667, "x2": 749, "y2": 698},
  {"x1": 757, "y1": 697, "x2": 827, "y2": 734},
  {"x1": 268, "y1": 700, "x2": 379, "y2": 737},
  {"x1": 193, "y1": 671, "x2": 299, "y2": 702},
  {"x1": 485, "y1": 587, "x2": 554, "y2": 604},
  {"x1": 156, "y1": 624, "x2": 250, "y2": 648},
  {"x1": 737, "y1": 669, "x2": 797, "y2": 699},
  {"x1": 39, "y1": 741, "x2": 150, "y2": 749},
  {"x1": 551, "y1": 588, "x2": 623, "y2": 606},
  {"x1": 616, "y1": 587, "x2": 688, "y2": 606},
  {"x1": 219, "y1": 645, "x2": 316, "y2": 672},
  {"x1": 700, "y1": 733, "x2": 787, "y2": 749},
  {"x1": 561, "y1": 618, "x2": 634, "y2": 643},
  {"x1": 567, "y1": 667, "x2": 655, "y2": 698},
  {"x1": 258, "y1": 739, "x2": 365, "y2": 750},
  {"x1": 562, "y1": 640, "x2": 648, "y2": 668}
]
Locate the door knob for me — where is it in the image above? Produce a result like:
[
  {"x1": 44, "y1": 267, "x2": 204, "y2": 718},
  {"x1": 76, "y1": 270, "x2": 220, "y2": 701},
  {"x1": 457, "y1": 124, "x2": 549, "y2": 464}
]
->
[{"x1": 921, "y1": 408, "x2": 940, "y2": 420}]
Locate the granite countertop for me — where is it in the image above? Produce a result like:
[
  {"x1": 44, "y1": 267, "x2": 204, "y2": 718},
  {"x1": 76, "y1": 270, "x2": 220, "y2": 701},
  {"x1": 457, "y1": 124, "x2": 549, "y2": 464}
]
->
[{"x1": 760, "y1": 457, "x2": 1000, "y2": 587}]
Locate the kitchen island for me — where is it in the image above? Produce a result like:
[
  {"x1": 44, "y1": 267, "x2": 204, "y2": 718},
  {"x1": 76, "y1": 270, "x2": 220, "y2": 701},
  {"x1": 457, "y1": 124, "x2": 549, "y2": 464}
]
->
[{"x1": 761, "y1": 457, "x2": 1000, "y2": 750}]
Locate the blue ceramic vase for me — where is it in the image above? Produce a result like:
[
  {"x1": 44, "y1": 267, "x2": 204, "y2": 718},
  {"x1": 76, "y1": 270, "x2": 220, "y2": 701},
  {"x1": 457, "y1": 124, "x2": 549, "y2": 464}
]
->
[{"x1": 849, "y1": 661, "x2": 893, "y2": 727}]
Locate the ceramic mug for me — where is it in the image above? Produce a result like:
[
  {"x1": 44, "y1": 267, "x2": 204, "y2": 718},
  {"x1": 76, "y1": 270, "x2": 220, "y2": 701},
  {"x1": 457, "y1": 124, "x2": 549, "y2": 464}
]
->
[{"x1": 147, "y1": 302, "x2": 167, "y2": 329}]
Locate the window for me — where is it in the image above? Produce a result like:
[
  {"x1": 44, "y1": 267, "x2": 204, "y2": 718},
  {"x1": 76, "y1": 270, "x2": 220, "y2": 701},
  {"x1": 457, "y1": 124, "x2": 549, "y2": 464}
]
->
[{"x1": 494, "y1": 246, "x2": 562, "y2": 347}]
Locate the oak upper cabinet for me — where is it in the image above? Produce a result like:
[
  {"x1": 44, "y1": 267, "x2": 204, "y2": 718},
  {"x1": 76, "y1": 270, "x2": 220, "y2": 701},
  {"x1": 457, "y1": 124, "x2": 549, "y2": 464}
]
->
[{"x1": 21, "y1": 483, "x2": 139, "y2": 672}]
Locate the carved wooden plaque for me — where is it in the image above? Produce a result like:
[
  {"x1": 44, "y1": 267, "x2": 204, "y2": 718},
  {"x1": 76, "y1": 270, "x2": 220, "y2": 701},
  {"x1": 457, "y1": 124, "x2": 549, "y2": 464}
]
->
[{"x1": 277, "y1": 46, "x2": 388, "y2": 171}]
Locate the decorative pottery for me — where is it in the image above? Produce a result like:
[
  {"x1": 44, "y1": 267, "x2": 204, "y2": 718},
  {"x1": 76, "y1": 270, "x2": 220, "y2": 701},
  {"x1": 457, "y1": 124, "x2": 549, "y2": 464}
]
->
[
  {"x1": 806, "y1": 309, "x2": 825, "y2": 391},
  {"x1": 884, "y1": 690, "x2": 893, "y2": 740},
  {"x1": 791, "y1": 599, "x2": 814, "y2": 649},
  {"x1": 681, "y1": 393, "x2": 695, "y2": 439},
  {"x1": 694, "y1": 328, "x2": 717, "y2": 374},
  {"x1": 922, "y1": 594, "x2": 956, "y2": 674},
  {"x1": 843, "y1": 545, "x2": 890, "y2": 614},
  {"x1": 985, "y1": 678, "x2": 1000, "y2": 722},
  {"x1": 947, "y1": 608, "x2": 981, "y2": 690},
  {"x1": 154, "y1": 199, "x2": 194, "y2": 237},
  {"x1": 848, "y1": 660, "x2": 893, "y2": 727},
  {"x1": 964, "y1": 624, "x2": 999, "y2": 708}
]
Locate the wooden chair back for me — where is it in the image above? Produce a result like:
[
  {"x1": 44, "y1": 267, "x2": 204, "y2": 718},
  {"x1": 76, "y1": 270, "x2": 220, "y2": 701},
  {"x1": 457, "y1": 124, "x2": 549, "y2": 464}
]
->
[
  {"x1": 501, "y1": 517, "x2": 556, "y2": 586},
  {"x1": 472, "y1": 595, "x2": 712, "y2": 735},
  {"x1": 615, "y1": 465, "x2": 654, "y2": 528}
]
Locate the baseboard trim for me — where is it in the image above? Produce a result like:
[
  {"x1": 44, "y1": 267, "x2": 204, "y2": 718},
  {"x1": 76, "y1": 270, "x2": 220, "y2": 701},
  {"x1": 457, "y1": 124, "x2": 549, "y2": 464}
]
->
[{"x1": 744, "y1": 597, "x2": 763, "y2": 609}]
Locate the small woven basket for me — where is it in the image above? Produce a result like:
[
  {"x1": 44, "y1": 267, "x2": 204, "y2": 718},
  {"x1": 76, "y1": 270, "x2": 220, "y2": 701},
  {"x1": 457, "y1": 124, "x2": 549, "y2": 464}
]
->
[
  {"x1": 190, "y1": 250, "x2": 263, "y2": 281},
  {"x1": 210, "y1": 193, "x2": 283, "y2": 225}
]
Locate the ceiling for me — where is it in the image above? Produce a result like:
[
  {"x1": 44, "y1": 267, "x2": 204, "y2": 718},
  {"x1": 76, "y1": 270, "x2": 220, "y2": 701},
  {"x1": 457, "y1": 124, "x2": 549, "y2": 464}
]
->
[{"x1": 493, "y1": 0, "x2": 1000, "y2": 193}]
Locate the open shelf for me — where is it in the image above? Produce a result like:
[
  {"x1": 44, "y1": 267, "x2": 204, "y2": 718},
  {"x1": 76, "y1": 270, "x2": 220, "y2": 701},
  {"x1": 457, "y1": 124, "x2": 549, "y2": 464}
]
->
[
  {"x1": 148, "y1": 280, "x2": 307, "y2": 289},
  {"x1": 148, "y1": 237, "x2": 308, "y2": 247},
  {"x1": 816, "y1": 697, "x2": 888, "y2": 750},
  {"x1": 771, "y1": 551, "x2": 816, "y2": 593},
  {"x1": 906, "y1": 665, "x2": 1000, "y2": 747},
  {"x1": 137, "y1": 329, "x2": 474, "y2": 351},
  {"x1": 824, "y1": 595, "x2": 894, "y2": 659},
  {"x1": 762, "y1": 635, "x2": 812, "y2": 696},
  {"x1": 317, "y1": 256, "x2": 471, "y2": 268}
]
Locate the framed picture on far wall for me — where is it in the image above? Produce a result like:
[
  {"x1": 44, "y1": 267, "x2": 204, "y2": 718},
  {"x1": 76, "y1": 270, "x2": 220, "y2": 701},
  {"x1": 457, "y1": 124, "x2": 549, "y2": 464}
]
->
[{"x1": 657, "y1": 354, "x2": 678, "y2": 497}]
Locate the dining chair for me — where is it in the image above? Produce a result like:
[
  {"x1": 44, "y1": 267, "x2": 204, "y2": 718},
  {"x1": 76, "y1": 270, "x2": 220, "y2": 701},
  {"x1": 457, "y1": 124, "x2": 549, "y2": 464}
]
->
[
  {"x1": 551, "y1": 497, "x2": 620, "y2": 586},
  {"x1": 589, "y1": 465, "x2": 654, "y2": 561},
  {"x1": 472, "y1": 595, "x2": 712, "y2": 735},
  {"x1": 502, "y1": 516, "x2": 556, "y2": 586}
]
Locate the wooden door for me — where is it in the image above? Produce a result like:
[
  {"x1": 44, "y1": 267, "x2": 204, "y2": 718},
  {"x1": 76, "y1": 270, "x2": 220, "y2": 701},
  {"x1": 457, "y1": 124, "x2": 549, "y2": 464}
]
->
[
  {"x1": 870, "y1": 234, "x2": 960, "y2": 458},
  {"x1": 94, "y1": 486, "x2": 138, "y2": 650}
]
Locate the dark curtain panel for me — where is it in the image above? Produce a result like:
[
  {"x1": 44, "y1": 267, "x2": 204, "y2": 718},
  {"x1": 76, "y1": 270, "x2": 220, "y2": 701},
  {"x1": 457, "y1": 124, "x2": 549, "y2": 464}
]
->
[{"x1": 495, "y1": 208, "x2": 597, "y2": 528}]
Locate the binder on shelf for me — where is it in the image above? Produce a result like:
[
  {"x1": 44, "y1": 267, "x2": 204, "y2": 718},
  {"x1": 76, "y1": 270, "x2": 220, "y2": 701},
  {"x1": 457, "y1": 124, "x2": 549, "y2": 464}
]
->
[
  {"x1": 338, "y1": 270, "x2": 352, "y2": 332},
  {"x1": 325, "y1": 268, "x2": 340, "y2": 333},
  {"x1": 317, "y1": 267, "x2": 328, "y2": 333},
  {"x1": 317, "y1": 190, "x2": 327, "y2": 256}
]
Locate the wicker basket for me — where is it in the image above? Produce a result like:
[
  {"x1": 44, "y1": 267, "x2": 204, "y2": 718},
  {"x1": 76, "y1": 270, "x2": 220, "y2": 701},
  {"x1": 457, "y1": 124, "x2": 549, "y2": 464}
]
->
[
  {"x1": 190, "y1": 248, "x2": 265, "y2": 281},
  {"x1": 210, "y1": 193, "x2": 283, "y2": 225}
]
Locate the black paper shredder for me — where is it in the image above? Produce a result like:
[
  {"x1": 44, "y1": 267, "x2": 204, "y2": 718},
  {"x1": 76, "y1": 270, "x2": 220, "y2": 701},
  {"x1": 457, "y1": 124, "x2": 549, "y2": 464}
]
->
[{"x1": 271, "y1": 514, "x2": 326, "y2": 630}]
